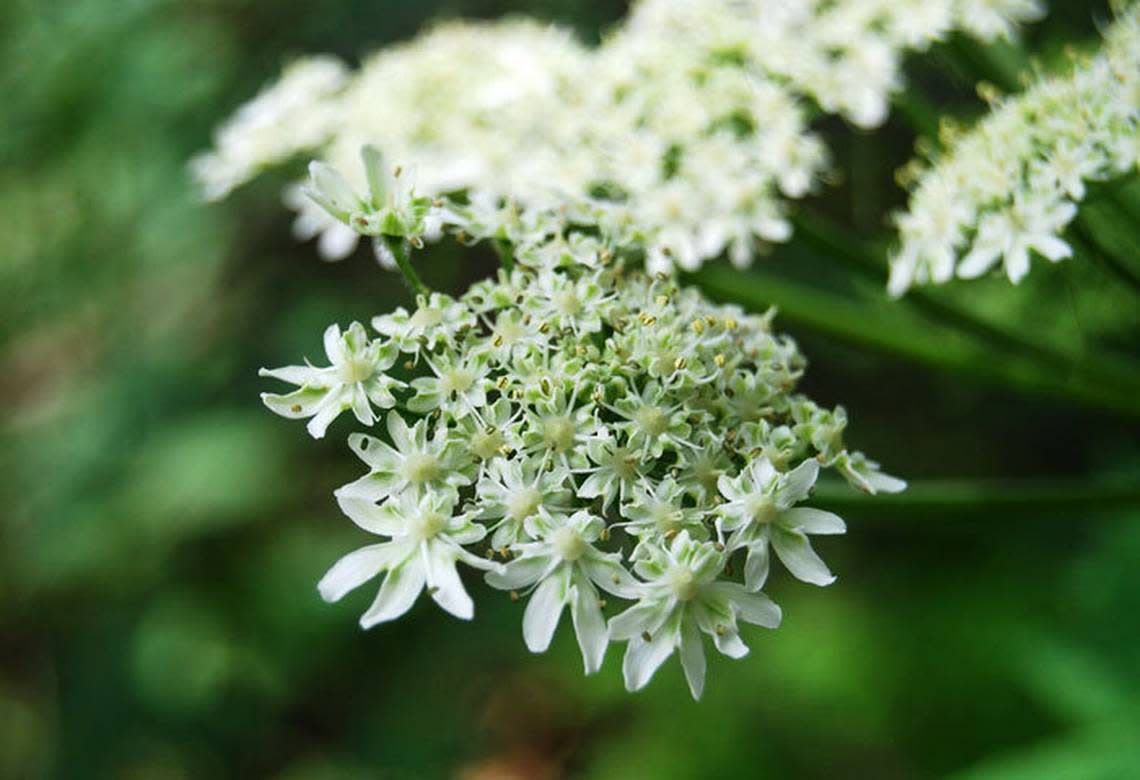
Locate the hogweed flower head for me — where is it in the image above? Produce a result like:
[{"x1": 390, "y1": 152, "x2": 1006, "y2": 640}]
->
[
  {"x1": 889, "y1": 5, "x2": 1139, "y2": 294},
  {"x1": 194, "y1": 0, "x2": 1045, "y2": 275},
  {"x1": 260, "y1": 218, "x2": 904, "y2": 698}
]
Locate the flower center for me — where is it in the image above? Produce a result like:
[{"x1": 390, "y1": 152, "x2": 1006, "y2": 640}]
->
[
  {"x1": 746, "y1": 495, "x2": 778, "y2": 524},
  {"x1": 635, "y1": 406, "x2": 668, "y2": 437},
  {"x1": 667, "y1": 565, "x2": 699, "y2": 601},
  {"x1": 610, "y1": 446, "x2": 637, "y2": 481},
  {"x1": 410, "y1": 510, "x2": 446, "y2": 541},
  {"x1": 442, "y1": 367, "x2": 475, "y2": 394},
  {"x1": 652, "y1": 502, "x2": 681, "y2": 532},
  {"x1": 401, "y1": 452, "x2": 441, "y2": 485},
  {"x1": 409, "y1": 306, "x2": 444, "y2": 329},
  {"x1": 553, "y1": 290, "x2": 581, "y2": 316},
  {"x1": 339, "y1": 358, "x2": 374, "y2": 384},
  {"x1": 552, "y1": 526, "x2": 586, "y2": 561},
  {"x1": 543, "y1": 416, "x2": 576, "y2": 452},
  {"x1": 470, "y1": 429, "x2": 504, "y2": 461},
  {"x1": 507, "y1": 487, "x2": 542, "y2": 521}
]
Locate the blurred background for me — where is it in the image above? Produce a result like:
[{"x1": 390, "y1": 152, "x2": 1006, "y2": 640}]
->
[{"x1": 2, "y1": 0, "x2": 1139, "y2": 777}]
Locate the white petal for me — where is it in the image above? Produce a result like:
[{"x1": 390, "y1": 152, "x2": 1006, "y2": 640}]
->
[
  {"x1": 569, "y1": 574, "x2": 608, "y2": 674},
  {"x1": 608, "y1": 598, "x2": 671, "y2": 641},
  {"x1": 712, "y1": 628, "x2": 749, "y2": 659},
  {"x1": 425, "y1": 544, "x2": 474, "y2": 620},
  {"x1": 386, "y1": 411, "x2": 413, "y2": 452},
  {"x1": 259, "y1": 365, "x2": 328, "y2": 387},
  {"x1": 323, "y1": 323, "x2": 346, "y2": 365},
  {"x1": 743, "y1": 542, "x2": 770, "y2": 591},
  {"x1": 582, "y1": 552, "x2": 641, "y2": 599},
  {"x1": 714, "y1": 583, "x2": 782, "y2": 628},
  {"x1": 1033, "y1": 234, "x2": 1072, "y2": 262},
  {"x1": 485, "y1": 554, "x2": 556, "y2": 590},
  {"x1": 622, "y1": 623, "x2": 677, "y2": 692},
  {"x1": 1005, "y1": 245, "x2": 1030, "y2": 284},
  {"x1": 317, "y1": 543, "x2": 399, "y2": 603},
  {"x1": 957, "y1": 244, "x2": 1000, "y2": 278},
  {"x1": 777, "y1": 459, "x2": 819, "y2": 507},
  {"x1": 678, "y1": 616, "x2": 707, "y2": 700},
  {"x1": 770, "y1": 527, "x2": 836, "y2": 586},
  {"x1": 781, "y1": 507, "x2": 846, "y2": 535},
  {"x1": 334, "y1": 492, "x2": 403, "y2": 535},
  {"x1": 523, "y1": 572, "x2": 568, "y2": 652},
  {"x1": 309, "y1": 161, "x2": 358, "y2": 216},
  {"x1": 261, "y1": 387, "x2": 327, "y2": 419},
  {"x1": 304, "y1": 391, "x2": 346, "y2": 439},
  {"x1": 360, "y1": 558, "x2": 426, "y2": 628}
]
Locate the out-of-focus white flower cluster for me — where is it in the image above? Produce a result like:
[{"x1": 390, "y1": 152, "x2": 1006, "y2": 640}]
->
[
  {"x1": 261, "y1": 204, "x2": 904, "y2": 697},
  {"x1": 888, "y1": 6, "x2": 1139, "y2": 294},
  {"x1": 193, "y1": 0, "x2": 1043, "y2": 274}
]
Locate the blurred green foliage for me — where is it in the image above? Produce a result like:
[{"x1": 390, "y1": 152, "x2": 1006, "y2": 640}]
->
[{"x1": 1, "y1": 0, "x2": 1138, "y2": 778}]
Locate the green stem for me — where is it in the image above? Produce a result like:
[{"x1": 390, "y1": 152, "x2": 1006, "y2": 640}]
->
[
  {"x1": 811, "y1": 477, "x2": 1140, "y2": 516},
  {"x1": 382, "y1": 235, "x2": 429, "y2": 297},
  {"x1": 792, "y1": 210, "x2": 1140, "y2": 391},
  {"x1": 493, "y1": 237, "x2": 516, "y2": 274},
  {"x1": 689, "y1": 264, "x2": 1140, "y2": 419}
]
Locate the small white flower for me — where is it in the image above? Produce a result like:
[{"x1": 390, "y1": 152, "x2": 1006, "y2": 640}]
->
[
  {"x1": 320, "y1": 490, "x2": 499, "y2": 624},
  {"x1": 339, "y1": 411, "x2": 472, "y2": 501},
  {"x1": 371, "y1": 292, "x2": 476, "y2": 354},
  {"x1": 608, "y1": 532, "x2": 782, "y2": 700},
  {"x1": 474, "y1": 459, "x2": 574, "y2": 548},
  {"x1": 718, "y1": 458, "x2": 846, "y2": 589},
  {"x1": 486, "y1": 510, "x2": 639, "y2": 673},
  {"x1": 958, "y1": 194, "x2": 1077, "y2": 284},
  {"x1": 260, "y1": 322, "x2": 400, "y2": 438}
]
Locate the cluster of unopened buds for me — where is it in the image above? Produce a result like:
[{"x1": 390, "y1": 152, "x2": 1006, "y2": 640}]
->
[{"x1": 258, "y1": 149, "x2": 904, "y2": 698}]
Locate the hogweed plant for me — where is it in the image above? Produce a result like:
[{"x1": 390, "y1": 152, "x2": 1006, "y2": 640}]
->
[
  {"x1": 196, "y1": 0, "x2": 1139, "y2": 698},
  {"x1": 256, "y1": 146, "x2": 903, "y2": 697}
]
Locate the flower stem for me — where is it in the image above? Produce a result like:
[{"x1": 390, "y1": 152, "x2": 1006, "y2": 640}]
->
[
  {"x1": 811, "y1": 477, "x2": 1140, "y2": 516},
  {"x1": 690, "y1": 263, "x2": 1140, "y2": 420},
  {"x1": 493, "y1": 237, "x2": 516, "y2": 273},
  {"x1": 382, "y1": 235, "x2": 430, "y2": 297}
]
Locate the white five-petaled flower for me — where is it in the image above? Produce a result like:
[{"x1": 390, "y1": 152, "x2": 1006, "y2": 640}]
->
[
  {"x1": 486, "y1": 510, "x2": 639, "y2": 673},
  {"x1": 957, "y1": 194, "x2": 1077, "y2": 284},
  {"x1": 718, "y1": 458, "x2": 845, "y2": 589},
  {"x1": 474, "y1": 459, "x2": 574, "y2": 548},
  {"x1": 339, "y1": 411, "x2": 472, "y2": 501},
  {"x1": 609, "y1": 531, "x2": 782, "y2": 700},
  {"x1": 372, "y1": 292, "x2": 476, "y2": 354},
  {"x1": 260, "y1": 321, "x2": 400, "y2": 438},
  {"x1": 304, "y1": 145, "x2": 433, "y2": 241},
  {"x1": 320, "y1": 490, "x2": 500, "y2": 624}
]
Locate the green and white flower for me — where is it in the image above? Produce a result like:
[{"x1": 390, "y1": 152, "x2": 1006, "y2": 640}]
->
[
  {"x1": 718, "y1": 458, "x2": 846, "y2": 589},
  {"x1": 260, "y1": 322, "x2": 400, "y2": 439},
  {"x1": 339, "y1": 411, "x2": 472, "y2": 501},
  {"x1": 609, "y1": 532, "x2": 782, "y2": 700},
  {"x1": 486, "y1": 510, "x2": 639, "y2": 673},
  {"x1": 320, "y1": 490, "x2": 499, "y2": 624}
]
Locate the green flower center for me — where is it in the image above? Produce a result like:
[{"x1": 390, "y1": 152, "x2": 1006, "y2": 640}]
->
[
  {"x1": 552, "y1": 527, "x2": 586, "y2": 561},
  {"x1": 410, "y1": 510, "x2": 446, "y2": 541},
  {"x1": 409, "y1": 306, "x2": 444, "y2": 329},
  {"x1": 667, "y1": 565, "x2": 699, "y2": 601},
  {"x1": 471, "y1": 429, "x2": 504, "y2": 461},
  {"x1": 543, "y1": 416, "x2": 576, "y2": 452},
  {"x1": 746, "y1": 495, "x2": 778, "y2": 524},
  {"x1": 401, "y1": 452, "x2": 441, "y2": 485},
  {"x1": 635, "y1": 405, "x2": 668, "y2": 437},
  {"x1": 610, "y1": 446, "x2": 638, "y2": 481},
  {"x1": 507, "y1": 487, "x2": 542, "y2": 522},
  {"x1": 553, "y1": 290, "x2": 581, "y2": 316},
  {"x1": 339, "y1": 358, "x2": 374, "y2": 384},
  {"x1": 442, "y1": 368, "x2": 475, "y2": 394}
]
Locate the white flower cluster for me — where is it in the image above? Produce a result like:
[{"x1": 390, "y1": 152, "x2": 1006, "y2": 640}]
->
[
  {"x1": 261, "y1": 187, "x2": 904, "y2": 697},
  {"x1": 194, "y1": 0, "x2": 1043, "y2": 274},
  {"x1": 888, "y1": 6, "x2": 1139, "y2": 294}
]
